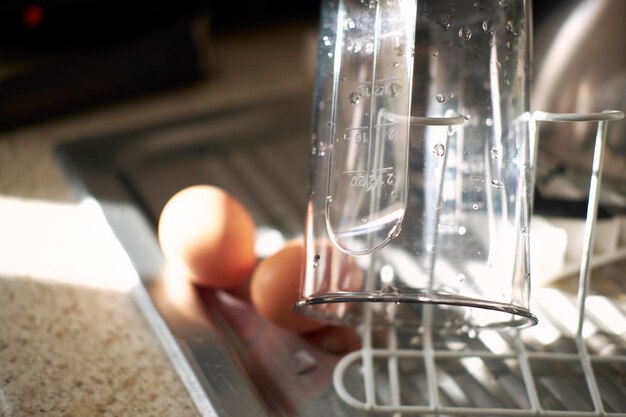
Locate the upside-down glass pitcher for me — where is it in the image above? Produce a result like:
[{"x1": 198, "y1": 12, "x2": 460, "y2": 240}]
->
[{"x1": 295, "y1": 0, "x2": 537, "y2": 331}]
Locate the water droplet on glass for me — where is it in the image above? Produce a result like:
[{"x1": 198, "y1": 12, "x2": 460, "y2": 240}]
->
[
  {"x1": 409, "y1": 335, "x2": 420, "y2": 346},
  {"x1": 318, "y1": 142, "x2": 326, "y2": 157},
  {"x1": 349, "y1": 91, "x2": 360, "y2": 105},
  {"x1": 458, "y1": 25, "x2": 472, "y2": 40},
  {"x1": 364, "y1": 41, "x2": 374, "y2": 55},
  {"x1": 473, "y1": 0, "x2": 485, "y2": 9},
  {"x1": 491, "y1": 179, "x2": 505, "y2": 188},
  {"x1": 289, "y1": 350, "x2": 317, "y2": 375},
  {"x1": 458, "y1": 226, "x2": 467, "y2": 235},
  {"x1": 496, "y1": 61, "x2": 502, "y2": 69},
  {"x1": 322, "y1": 35, "x2": 332, "y2": 47},
  {"x1": 482, "y1": 19, "x2": 494, "y2": 34},
  {"x1": 472, "y1": 203, "x2": 479, "y2": 210},
  {"x1": 485, "y1": 117, "x2": 494, "y2": 126},
  {"x1": 436, "y1": 14, "x2": 452, "y2": 31},
  {"x1": 522, "y1": 226, "x2": 529, "y2": 236},
  {"x1": 344, "y1": 18, "x2": 356, "y2": 30},
  {"x1": 432, "y1": 50, "x2": 439, "y2": 57},
  {"x1": 379, "y1": 285, "x2": 401, "y2": 297},
  {"x1": 439, "y1": 223, "x2": 457, "y2": 232},
  {"x1": 447, "y1": 125, "x2": 457, "y2": 136},
  {"x1": 499, "y1": 0, "x2": 509, "y2": 8},
  {"x1": 361, "y1": 218, "x2": 368, "y2": 224},
  {"x1": 489, "y1": 148, "x2": 499, "y2": 160},
  {"x1": 393, "y1": 62, "x2": 400, "y2": 68},
  {"x1": 389, "y1": 83, "x2": 402, "y2": 97},
  {"x1": 388, "y1": 223, "x2": 402, "y2": 239},
  {"x1": 347, "y1": 40, "x2": 362, "y2": 54},
  {"x1": 437, "y1": 92, "x2": 454, "y2": 104},
  {"x1": 395, "y1": 43, "x2": 407, "y2": 57},
  {"x1": 505, "y1": 41, "x2": 512, "y2": 51},
  {"x1": 326, "y1": 195, "x2": 333, "y2": 203},
  {"x1": 327, "y1": 52, "x2": 333, "y2": 58},
  {"x1": 464, "y1": 114, "x2": 470, "y2": 121},
  {"x1": 505, "y1": 79, "x2": 511, "y2": 86},
  {"x1": 506, "y1": 20, "x2": 517, "y2": 36},
  {"x1": 458, "y1": 273, "x2": 466, "y2": 283},
  {"x1": 313, "y1": 254, "x2": 321, "y2": 268},
  {"x1": 433, "y1": 143, "x2": 446, "y2": 157},
  {"x1": 467, "y1": 328, "x2": 478, "y2": 339}
]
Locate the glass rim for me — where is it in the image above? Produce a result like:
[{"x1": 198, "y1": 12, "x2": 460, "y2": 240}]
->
[{"x1": 294, "y1": 290, "x2": 538, "y2": 329}]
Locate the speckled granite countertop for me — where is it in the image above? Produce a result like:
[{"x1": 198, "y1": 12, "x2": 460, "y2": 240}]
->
[
  {"x1": 0, "y1": 25, "x2": 312, "y2": 416},
  {"x1": 0, "y1": 277, "x2": 197, "y2": 416}
]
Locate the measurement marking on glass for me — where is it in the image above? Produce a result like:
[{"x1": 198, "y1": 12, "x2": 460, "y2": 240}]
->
[
  {"x1": 324, "y1": 0, "x2": 414, "y2": 254},
  {"x1": 350, "y1": 81, "x2": 403, "y2": 98},
  {"x1": 344, "y1": 167, "x2": 396, "y2": 192},
  {"x1": 342, "y1": 167, "x2": 394, "y2": 174},
  {"x1": 350, "y1": 76, "x2": 399, "y2": 86},
  {"x1": 341, "y1": 123, "x2": 400, "y2": 143}
]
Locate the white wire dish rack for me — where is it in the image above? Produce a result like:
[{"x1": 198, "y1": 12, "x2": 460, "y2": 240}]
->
[{"x1": 332, "y1": 110, "x2": 626, "y2": 416}]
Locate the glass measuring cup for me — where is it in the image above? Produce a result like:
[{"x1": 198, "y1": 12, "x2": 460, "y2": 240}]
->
[{"x1": 295, "y1": 0, "x2": 537, "y2": 331}]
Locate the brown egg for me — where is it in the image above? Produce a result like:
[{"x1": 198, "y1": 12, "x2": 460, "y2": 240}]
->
[
  {"x1": 158, "y1": 185, "x2": 256, "y2": 289},
  {"x1": 250, "y1": 240, "x2": 326, "y2": 333}
]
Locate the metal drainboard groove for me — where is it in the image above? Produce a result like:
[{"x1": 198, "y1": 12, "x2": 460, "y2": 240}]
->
[{"x1": 225, "y1": 149, "x2": 305, "y2": 237}]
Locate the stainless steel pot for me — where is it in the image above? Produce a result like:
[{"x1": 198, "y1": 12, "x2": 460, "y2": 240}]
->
[{"x1": 533, "y1": 0, "x2": 626, "y2": 190}]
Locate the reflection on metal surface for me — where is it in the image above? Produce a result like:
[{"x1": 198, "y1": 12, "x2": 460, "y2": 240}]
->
[{"x1": 534, "y1": 0, "x2": 626, "y2": 184}]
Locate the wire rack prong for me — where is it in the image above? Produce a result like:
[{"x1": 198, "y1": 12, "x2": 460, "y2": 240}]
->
[{"x1": 333, "y1": 110, "x2": 626, "y2": 416}]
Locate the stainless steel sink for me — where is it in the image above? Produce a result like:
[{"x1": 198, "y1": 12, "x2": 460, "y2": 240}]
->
[{"x1": 56, "y1": 92, "x2": 626, "y2": 417}]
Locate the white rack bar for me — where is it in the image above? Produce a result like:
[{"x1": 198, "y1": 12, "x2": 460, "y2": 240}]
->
[{"x1": 333, "y1": 110, "x2": 626, "y2": 416}]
